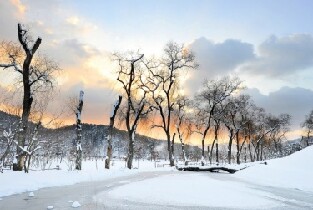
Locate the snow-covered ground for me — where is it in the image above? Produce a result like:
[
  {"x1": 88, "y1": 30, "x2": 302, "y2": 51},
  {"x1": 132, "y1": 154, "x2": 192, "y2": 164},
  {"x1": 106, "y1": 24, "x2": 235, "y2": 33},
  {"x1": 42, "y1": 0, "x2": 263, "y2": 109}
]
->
[
  {"x1": 0, "y1": 159, "x2": 172, "y2": 197},
  {"x1": 1, "y1": 146, "x2": 313, "y2": 209},
  {"x1": 234, "y1": 146, "x2": 313, "y2": 192},
  {"x1": 106, "y1": 172, "x2": 279, "y2": 208},
  {"x1": 100, "y1": 146, "x2": 313, "y2": 208}
]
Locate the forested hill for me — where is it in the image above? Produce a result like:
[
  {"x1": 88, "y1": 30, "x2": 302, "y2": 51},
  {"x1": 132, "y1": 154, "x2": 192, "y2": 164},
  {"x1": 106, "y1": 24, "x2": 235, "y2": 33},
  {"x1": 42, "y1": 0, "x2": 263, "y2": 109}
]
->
[{"x1": 0, "y1": 110, "x2": 201, "y2": 161}]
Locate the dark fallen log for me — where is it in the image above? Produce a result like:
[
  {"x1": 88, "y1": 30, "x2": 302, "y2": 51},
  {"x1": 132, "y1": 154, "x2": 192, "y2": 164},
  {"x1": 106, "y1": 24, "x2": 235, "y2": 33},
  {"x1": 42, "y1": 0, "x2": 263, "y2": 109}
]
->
[{"x1": 176, "y1": 166, "x2": 238, "y2": 174}]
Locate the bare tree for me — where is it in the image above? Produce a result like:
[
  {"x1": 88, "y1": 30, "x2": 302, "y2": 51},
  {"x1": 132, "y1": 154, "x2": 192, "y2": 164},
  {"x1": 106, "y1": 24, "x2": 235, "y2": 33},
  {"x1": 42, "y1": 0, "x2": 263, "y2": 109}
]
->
[
  {"x1": 211, "y1": 102, "x2": 226, "y2": 165},
  {"x1": 105, "y1": 95, "x2": 122, "y2": 169},
  {"x1": 0, "y1": 123, "x2": 17, "y2": 165},
  {"x1": 144, "y1": 42, "x2": 198, "y2": 166},
  {"x1": 175, "y1": 97, "x2": 191, "y2": 165},
  {"x1": 233, "y1": 95, "x2": 252, "y2": 164},
  {"x1": 267, "y1": 114, "x2": 291, "y2": 157},
  {"x1": 0, "y1": 24, "x2": 59, "y2": 171},
  {"x1": 250, "y1": 112, "x2": 290, "y2": 161},
  {"x1": 194, "y1": 76, "x2": 242, "y2": 165},
  {"x1": 301, "y1": 110, "x2": 313, "y2": 147},
  {"x1": 115, "y1": 52, "x2": 152, "y2": 169},
  {"x1": 218, "y1": 94, "x2": 253, "y2": 164}
]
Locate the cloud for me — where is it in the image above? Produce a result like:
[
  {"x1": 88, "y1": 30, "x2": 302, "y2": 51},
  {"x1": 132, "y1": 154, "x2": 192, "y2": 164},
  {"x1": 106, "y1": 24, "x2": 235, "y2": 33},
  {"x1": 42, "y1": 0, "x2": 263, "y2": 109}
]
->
[
  {"x1": 240, "y1": 34, "x2": 313, "y2": 77},
  {"x1": 0, "y1": 0, "x2": 120, "y2": 126},
  {"x1": 245, "y1": 86, "x2": 313, "y2": 132},
  {"x1": 184, "y1": 35, "x2": 313, "y2": 96},
  {"x1": 66, "y1": 16, "x2": 80, "y2": 25},
  {"x1": 0, "y1": 1, "x2": 24, "y2": 40},
  {"x1": 185, "y1": 37, "x2": 255, "y2": 95},
  {"x1": 48, "y1": 82, "x2": 119, "y2": 125},
  {"x1": 49, "y1": 38, "x2": 100, "y2": 67},
  {"x1": 1, "y1": 0, "x2": 313, "y2": 139}
]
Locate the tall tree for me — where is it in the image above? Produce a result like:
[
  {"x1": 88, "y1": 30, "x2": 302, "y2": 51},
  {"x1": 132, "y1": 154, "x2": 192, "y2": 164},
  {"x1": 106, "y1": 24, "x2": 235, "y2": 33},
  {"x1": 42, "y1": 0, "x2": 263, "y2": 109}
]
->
[
  {"x1": 175, "y1": 97, "x2": 190, "y2": 165},
  {"x1": 115, "y1": 52, "x2": 152, "y2": 169},
  {"x1": 301, "y1": 110, "x2": 313, "y2": 147},
  {"x1": 267, "y1": 114, "x2": 291, "y2": 157},
  {"x1": 144, "y1": 42, "x2": 198, "y2": 166},
  {"x1": 250, "y1": 112, "x2": 290, "y2": 161},
  {"x1": 211, "y1": 102, "x2": 226, "y2": 165},
  {"x1": 0, "y1": 24, "x2": 58, "y2": 171},
  {"x1": 194, "y1": 76, "x2": 241, "y2": 165}
]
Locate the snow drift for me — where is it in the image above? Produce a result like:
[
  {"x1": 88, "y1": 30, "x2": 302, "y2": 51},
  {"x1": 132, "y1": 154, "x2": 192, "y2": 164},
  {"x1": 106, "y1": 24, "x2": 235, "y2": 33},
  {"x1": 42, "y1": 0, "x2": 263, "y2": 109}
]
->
[{"x1": 235, "y1": 145, "x2": 313, "y2": 191}]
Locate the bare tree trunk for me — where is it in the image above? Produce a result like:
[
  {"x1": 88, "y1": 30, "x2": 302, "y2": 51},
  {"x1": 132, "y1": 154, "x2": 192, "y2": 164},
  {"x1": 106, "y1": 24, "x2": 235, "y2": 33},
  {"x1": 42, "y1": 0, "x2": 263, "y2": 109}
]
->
[
  {"x1": 24, "y1": 155, "x2": 31, "y2": 173},
  {"x1": 236, "y1": 131, "x2": 241, "y2": 164},
  {"x1": 105, "y1": 96, "x2": 122, "y2": 169},
  {"x1": 209, "y1": 139, "x2": 216, "y2": 165},
  {"x1": 227, "y1": 129, "x2": 234, "y2": 164},
  {"x1": 200, "y1": 127, "x2": 210, "y2": 166},
  {"x1": 167, "y1": 133, "x2": 174, "y2": 166},
  {"x1": 207, "y1": 145, "x2": 210, "y2": 160},
  {"x1": 177, "y1": 127, "x2": 187, "y2": 165},
  {"x1": 255, "y1": 140, "x2": 261, "y2": 161},
  {"x1": 260, "y1": 141, "x2": 264, "y2": 161},
  {"x1": 201, "y1": 136, "x2": 205, "y2": 166},
  {"x1": 214, "y1": 123, "x2": 220, "y2": 165},
  {"x1": 182, "y1": 142, "x2": 187, "y2": 165},
  {"x1": 127, "y1": 130, "x2": 135, "y2": 169},
  {"x1": 75, "y1": 91, "x2": 84, "y2": 170},
  {"x1": 171, "y1": 133, "x2": 175, "y2": 162},
  {"x1": 249, "y1": 142, "x2": 254, "y2": 162}
]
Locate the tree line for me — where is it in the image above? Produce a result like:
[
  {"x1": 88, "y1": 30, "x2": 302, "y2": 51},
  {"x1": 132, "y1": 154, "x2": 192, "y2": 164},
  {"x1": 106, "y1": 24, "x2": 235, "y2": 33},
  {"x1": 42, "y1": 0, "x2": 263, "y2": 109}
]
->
[{"x1": 0, "y1": 24, "x2": 312, "y2": 172}]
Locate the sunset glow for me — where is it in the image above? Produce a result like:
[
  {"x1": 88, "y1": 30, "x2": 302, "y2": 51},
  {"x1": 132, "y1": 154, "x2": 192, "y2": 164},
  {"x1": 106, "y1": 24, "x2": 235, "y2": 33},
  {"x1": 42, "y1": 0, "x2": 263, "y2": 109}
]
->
[{"x1": 1, "y1": 0, "x2": 313, "y2": 142}]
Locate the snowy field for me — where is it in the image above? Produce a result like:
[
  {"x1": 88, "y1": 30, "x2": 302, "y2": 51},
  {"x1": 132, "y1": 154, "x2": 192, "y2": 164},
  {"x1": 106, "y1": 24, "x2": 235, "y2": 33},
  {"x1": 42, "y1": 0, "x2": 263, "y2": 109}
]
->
[
  {"x1": 100, "y1": 146, "x2": 313, "y2": 208},
  {"x1": 105, "y1": 172, "x2": 279, "y2": 208},
  {"x1": 1, "y1": 146, "x2": 313, "y2": 209},
  {"x1": 235, "y1": 146, "x2": 313, "y2": 191},
  {"x1": 0, "y1": 159, "x2": 173, "y2": 197}
]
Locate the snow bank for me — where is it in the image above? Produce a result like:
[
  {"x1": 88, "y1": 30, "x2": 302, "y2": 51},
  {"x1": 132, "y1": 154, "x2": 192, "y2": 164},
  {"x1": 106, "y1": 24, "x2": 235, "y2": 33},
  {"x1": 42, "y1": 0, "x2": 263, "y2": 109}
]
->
[
  {"x1": 235, "y1": 146, "x2": 313, "y2": 191},
  {"x1": 105, "y1": 173, "x2": 278, "y2": 208}
]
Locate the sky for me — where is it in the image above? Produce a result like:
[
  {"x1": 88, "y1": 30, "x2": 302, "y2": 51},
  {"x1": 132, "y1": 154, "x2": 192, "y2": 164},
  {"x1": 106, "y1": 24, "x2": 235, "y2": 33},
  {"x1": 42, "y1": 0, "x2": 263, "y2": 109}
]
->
[{"x1": 1, "y1": 0, "x2": 313, "y2": 140}]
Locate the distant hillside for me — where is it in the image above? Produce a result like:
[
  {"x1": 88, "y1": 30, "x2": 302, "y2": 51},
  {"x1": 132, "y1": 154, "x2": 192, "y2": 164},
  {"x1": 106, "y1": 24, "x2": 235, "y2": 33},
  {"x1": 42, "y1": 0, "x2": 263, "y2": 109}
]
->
[{"x1": 0, "y1": 110, "x2": 202, "y2": 161}]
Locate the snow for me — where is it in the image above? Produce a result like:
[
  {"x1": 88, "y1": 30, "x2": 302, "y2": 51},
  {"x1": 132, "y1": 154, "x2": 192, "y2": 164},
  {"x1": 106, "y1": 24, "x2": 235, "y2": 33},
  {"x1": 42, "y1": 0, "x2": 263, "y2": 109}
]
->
[
  {"x1": 1, "y1": 146, "x2": 313, "y2": 208},
  {"x1": 234, "y1": 146, "x2": 313, "y2": 191},
  {"x1": 71, "y1": 201, "x2": 81, "y2": 208},
  {"x1": 76, "y1": 143, "x2": 82, "y2": 151},
  {"x1": 99, "y1": 146, "x2": 313, "y2": 208},
  {"x1": 0, "y1": 159, "x2": 172, "y2": 198},
  {"x1": 47, "y1": 205, "x2": 54, "y2": 209},
  {"x1": 105, "y1": 173, "x2": 279, "y2": 208}
]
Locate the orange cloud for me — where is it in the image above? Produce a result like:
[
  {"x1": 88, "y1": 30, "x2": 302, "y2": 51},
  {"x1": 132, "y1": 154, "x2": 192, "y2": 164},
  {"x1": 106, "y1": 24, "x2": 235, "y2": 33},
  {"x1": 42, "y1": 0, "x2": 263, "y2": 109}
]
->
[{"x1": 10, "y1": 0, "x2": 26, "y2": 16}]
